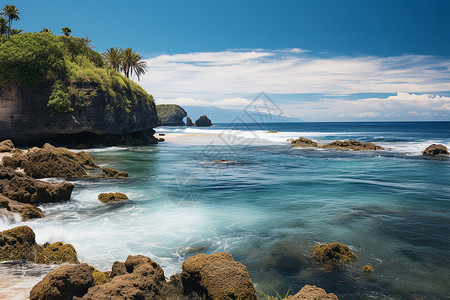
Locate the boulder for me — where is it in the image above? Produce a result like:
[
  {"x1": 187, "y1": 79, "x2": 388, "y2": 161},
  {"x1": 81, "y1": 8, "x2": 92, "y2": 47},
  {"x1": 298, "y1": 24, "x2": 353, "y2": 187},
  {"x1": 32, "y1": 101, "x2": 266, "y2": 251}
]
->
[
  {"x1": 158, "y1": 138, "x2": 165, "y2": 142},
  {"x1": 73, "y1": 151, "x2": 98, "y2": 169},
  {"x1": 286, "y1": 285, "x2": 338, "y2": 300},
  {"x1": 30, "y1": 263, "x2": 94, "y2": 300},
  {"x1": 110, "y1": 261, "x2": 127, "y2": 278},
  {"x1": 321, "y1": 140, "x2": 384, "y2": 151},
  {"x1": 186, "y1": 116, "x2": 194, "y2": 126},
  {"x1": 34, "y1": 241, "x2": 80, "y2": 264},
  {"x1": 98, "y1": 193, "x2": 129, "y2": 203},
  {"x1": 422, "y1": 144, "x2": 449, "y2": 156},
  {"x1": 0, "y1": 193, "x2": 44, "y2": 221},
  {"x1": 362, "y1": 265, "x2": 374, "y2": 273},
  {"x1": 312, "y1": 243, "x2": 357, "y2": 263},
  {"x1": 156, "y1": 104, "x2": 187, "y2": 126},
  {"x1": 89, "y1": 266, "x2": 110, "y2": 285},
  {"x1": 0, "y1": 139, "x2": 15, "y2": 152},
  {"x1": 290, "y1": 137, "x2": 318, "y2": 148},
  {"x1": 0, "y1": 225, "x2": 38, "y2": 261},
  {"x1": 194, "y1": 115, "x2": 213, "y2": 127},
  {"x1": 0, "y1": 167, "x2": 74, "y2": 204},
  {"x1": 101, "y1": 167, "x2": 128, "y2": 178},
  {"x1": 181, "y1": 252, "x2": 257, "y2": 300}
]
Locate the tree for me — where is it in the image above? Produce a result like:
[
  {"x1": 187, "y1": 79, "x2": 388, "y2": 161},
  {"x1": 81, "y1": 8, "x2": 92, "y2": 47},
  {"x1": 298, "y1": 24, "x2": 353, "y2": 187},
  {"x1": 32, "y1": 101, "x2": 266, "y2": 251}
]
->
[
  {"x1": 1, "y1": 5, "x2": 20, "y2": 37},
  {"x1": 61, "y1": 27, "x2": 72, "y2": 36},
  {"x1": 10, "y1": 28, "x2": 23, "y2": 35},
  {"x1": 102, "y1": 47, "x2": 123, "y2": 72},
  {"x1": 119, "y1": 48, "x2": 147, "y2": 80},
  {"x1": 0, "y1": 17, "x2": 7, "y2": 38},
  {"x1": 40, "y1": 28, "x2": 52, "y2": 34}
]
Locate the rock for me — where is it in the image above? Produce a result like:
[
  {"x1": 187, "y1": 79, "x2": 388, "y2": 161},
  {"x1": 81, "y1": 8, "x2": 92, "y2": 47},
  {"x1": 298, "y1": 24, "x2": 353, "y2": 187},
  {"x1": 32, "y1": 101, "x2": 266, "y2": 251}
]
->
[
  {"x1": 321, "y1": 140, "x2": 384, "y2": 151},
  {"x1": 89, "y1": 266, "x2": 110, "y2": 285},
  {"x1": 0, "y1": 139, "x2": 15, "y2": 152},
  {"x1": 110, "y1": 261, "x2": 127, "y2": 278},
  {"x1": 157, "y1": 104, "x2": 187, "y2": 126},
  {"x1": 194, "y1": 115, "x2": 213, "y2": 127},
  {"x1": 267, "y1": 131, "x2": 278, "y2": 133},
  {"x1": 34, "y1": 241, "x2": 79, "y2": 264},
  {"x1": 158, "y1": 133, "x2": 166, "y2": 136},
  {"x1": 81, "y1": 255, "x2": 167, "y2": 300},
  {"x1": 2, "y1": 151, "x2": 27, "y2": 169},
  {"x1": 98, "y1": 193, "x2": 129, "y2": 203},
  {"x1": 422, "y1": 144, "x2": 449, "y2": 156},
  {"x1": 0, "y1": 226, "x2": 38, "y2": 261},
  {"x1": 312, "y1": 243, "x2": 357, "y2": 263},
  {"x1": 0, "y1": 167, "x2": 74, "y2": 204},
  {"x1": 0, "y1": 193, "x2": 44, "y2": 221},
  {"x1": 186, "y1": 116, "x2": 194, "y2": 126},
  {"x1": 181, "y1": 252, "x2": 257, "y2": 300},
  {"x1": 101, "y1": 167, "x2": 128, "y2": 178},
  {"x1": 73, "y1": 151, "x2": 98, "y2": 169},
  {"x1": 158, "y1": 138, "x2": 165, "y2": 142},
  {"x1": 286, "y1": 285, "x2": 338, "y2": 300},
  {"x1": 362, "y1": 265, "x2": 374, "y2": 273},
  {"x1": 30, "y1": 263, "x2": 94, "y2": 300},
  {"x1": 291, "y1": 137, "x2": 318, "y2": 148}
]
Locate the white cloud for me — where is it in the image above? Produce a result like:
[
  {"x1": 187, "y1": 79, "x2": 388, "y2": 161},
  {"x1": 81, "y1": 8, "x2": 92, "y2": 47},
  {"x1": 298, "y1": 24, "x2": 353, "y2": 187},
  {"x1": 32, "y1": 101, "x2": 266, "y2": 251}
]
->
[{"x1": 157, "y1": 96, "x2": 263, "y2": 109}]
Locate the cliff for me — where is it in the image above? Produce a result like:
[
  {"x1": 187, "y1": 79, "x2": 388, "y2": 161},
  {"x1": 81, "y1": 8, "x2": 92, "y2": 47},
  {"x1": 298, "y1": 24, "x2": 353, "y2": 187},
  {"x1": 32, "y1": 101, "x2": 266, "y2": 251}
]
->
[
  {"x1": 156, "y1": 104, "x2": 187, "y2": 126},
  {"x1": 0, "y1": 33, "x2": 158, "y2": 147}
]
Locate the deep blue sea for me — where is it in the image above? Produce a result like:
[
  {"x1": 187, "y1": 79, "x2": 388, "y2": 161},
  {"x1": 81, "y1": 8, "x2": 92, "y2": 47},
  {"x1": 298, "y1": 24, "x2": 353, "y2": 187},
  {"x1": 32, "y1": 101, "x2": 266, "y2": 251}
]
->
[{"x1": 1, "y1": 122, "x2": 449, "y2": 299}]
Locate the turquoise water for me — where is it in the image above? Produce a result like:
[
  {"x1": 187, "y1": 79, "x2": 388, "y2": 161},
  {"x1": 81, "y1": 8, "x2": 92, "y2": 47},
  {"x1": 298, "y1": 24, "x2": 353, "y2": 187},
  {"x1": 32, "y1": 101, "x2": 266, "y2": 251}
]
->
[{"x1": 1, "y1": 122, "x2": 449, "y2": 299}]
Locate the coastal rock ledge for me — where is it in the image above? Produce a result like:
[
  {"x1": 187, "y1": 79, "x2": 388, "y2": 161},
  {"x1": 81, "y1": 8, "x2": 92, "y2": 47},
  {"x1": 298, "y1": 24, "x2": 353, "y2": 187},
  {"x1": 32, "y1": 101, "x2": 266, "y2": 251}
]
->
[{"x1": 422, "y1": 144, "x2": 449, "y2": 156}]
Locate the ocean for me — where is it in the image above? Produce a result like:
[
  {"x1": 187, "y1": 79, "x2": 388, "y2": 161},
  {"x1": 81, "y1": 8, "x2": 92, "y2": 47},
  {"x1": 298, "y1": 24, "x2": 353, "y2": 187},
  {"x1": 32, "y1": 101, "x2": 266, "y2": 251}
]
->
[{"x1": 1, "y1": 122, "x2": 449, "y2": 299}]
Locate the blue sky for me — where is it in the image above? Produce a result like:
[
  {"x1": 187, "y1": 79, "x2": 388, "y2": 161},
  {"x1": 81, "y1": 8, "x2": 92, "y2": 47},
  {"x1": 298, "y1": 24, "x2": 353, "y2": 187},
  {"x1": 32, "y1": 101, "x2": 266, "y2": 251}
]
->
[{"x1": 8, "y1": 0, "x2": 450, "y2": 121}]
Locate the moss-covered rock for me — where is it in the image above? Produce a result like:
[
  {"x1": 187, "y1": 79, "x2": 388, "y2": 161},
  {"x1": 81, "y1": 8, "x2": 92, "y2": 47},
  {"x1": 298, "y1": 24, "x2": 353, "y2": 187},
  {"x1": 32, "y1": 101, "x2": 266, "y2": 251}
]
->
[
  {"x1": 89, "y1": 266, "x2": 110, "y2": 285},
  {"x1": 35, "y1": 241, "x2": 79, "y2": 264},
  {"x1": 98, "y1": 192, "x2": 129, "y2": 203},
  {"x1": 286, "y1": 285, "x2": 338, "y2": 300},
  {"x1": 0, "y1": 225, "x2": 37, "y2": 261},
  {"x1": 101, "y1": 167, "x2": 128, "y2": 178},
  {"x1": 290, "y1": 137, "x2": 318, "y2": 148},
  {"x1": 312, "y1": 242, "x2": 357, "y2": 263},
  {"x1": 362, "y1": 265, "x2": 374, "y2": 273}
]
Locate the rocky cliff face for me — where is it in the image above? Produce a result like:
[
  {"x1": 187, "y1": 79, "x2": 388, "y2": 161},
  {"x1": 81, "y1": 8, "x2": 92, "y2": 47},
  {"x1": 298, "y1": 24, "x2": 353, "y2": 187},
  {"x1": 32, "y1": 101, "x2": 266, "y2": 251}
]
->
[
  {"x1": 0, "y1": 83, "x2": 159, "y2": 147},
  {"x1": 156, "y1": 104, "x2": 187, "y2": 126}
]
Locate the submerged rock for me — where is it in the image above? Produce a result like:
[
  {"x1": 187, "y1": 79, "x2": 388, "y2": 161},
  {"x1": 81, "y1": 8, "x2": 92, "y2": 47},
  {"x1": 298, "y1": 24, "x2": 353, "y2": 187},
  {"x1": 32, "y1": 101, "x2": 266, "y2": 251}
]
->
[
  {"x1": 0, "y1": 193, "x2": 44, "y2": 221},
  {"x1": 186, "y1": 116, "x2": 194, "y2": 126},
  {"x1": 286, "y1": 284, "x2": 338, "y2": 300},
  {"x1": 35, "y1": 241, "x2": 79, "y2": 264},
  {"x1": 181, "y1": 252, "x2": 257, "y2": 300},
  {"x1": 0, "y1": 167, "x2": 74, "y2": 204},
  {"x1": 0, "y1": 139, "x2": 15, "y2": 152},
  {"x1": 321, "y1": 140, "x2": 384, "y2": 151},
  {"x1": 312, "y1": 242, "x2": 357, "y2": 263},
  {"x1": 30, "y1": 263, "x2": 94, "y2": 300},
  {"x1": 101, "y1": 167, "x2": 128, "y2": 178},
  {"x1": 422, "y1": 144, "x2": 449, "y2": 156},
  {"x1": 98, "y1": 192, "x2": 129, "y2": 203},
  {"x1": 291, "y1": 137, "x2": 319, "y2": 148},
  {"x1": 362, "y1": 265, "x2": 374, "y2": 273},
  {"x1": 194, "y1": 115, "x2": 213, "y2": 127}
]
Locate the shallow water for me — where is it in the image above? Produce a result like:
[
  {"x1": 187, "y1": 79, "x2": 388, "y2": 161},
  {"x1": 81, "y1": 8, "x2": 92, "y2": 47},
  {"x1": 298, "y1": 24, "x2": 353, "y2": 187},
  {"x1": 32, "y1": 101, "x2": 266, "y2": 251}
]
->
[{"x1": 1, "y1": 122, "x2": 449, "y2": 299}]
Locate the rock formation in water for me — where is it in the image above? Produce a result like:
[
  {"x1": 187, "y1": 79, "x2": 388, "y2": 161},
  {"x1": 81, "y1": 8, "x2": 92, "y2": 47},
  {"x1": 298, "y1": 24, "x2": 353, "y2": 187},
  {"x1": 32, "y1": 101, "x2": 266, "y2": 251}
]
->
[
  {"x1": 194, "y1": 115, "x2": 213, "y2": 127},
  {"x1": 98, "y1": 192, "x2": 129, "y2": 203},
  {"x1": 186, "y1": 116, "x2": 194, "y2": 126},
  {"x1": 101, "y1": 167, "x2": 128, "y2": 178},
  {"x1": 156, "y1": 104, "x2": 187, "y2": 126},
  {"x1": 422, "y1": 144, "x2": 449, "y2": 156},
  {"x1": 286, "y1": 285, "x2": 338, "y2": 300},
  {"x1": 290, "y1": 137, "x2": 384, "y2": 151},
  {"x1": 312, "y1": 242, "x2": 357, "y2": 263},
  {"x1": 290, "y1": 137, "x2": 319, "y2": 148}
]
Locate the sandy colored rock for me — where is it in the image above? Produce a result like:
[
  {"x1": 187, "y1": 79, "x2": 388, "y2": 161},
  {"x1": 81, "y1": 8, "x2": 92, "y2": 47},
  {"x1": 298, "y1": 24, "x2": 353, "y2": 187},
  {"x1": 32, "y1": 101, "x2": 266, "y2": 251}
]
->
[
  {"x1": 0, "y1": 225, "x2": 38, "y2": 261},
  {"x1": 30, "y1": 263, "x2": 94, "y2": 300},
  {"x1": 0, "y1": 139, "x2": 15, "y2": 152},
  {"x1": 101, "y1": 167, "x2": 128, "y2": 178},
  {"x1": 35, "y1": 241, "x2": 79, "y2": 264},
  {"x1": 0, "y1": 193, "x2": 44, "y2": 221},
  {"x1": 110, "y1": 261, "x2": 127, "y2": 278},
  {"x1": 321, "y1": 140, "x2": 384, "y2": 151},
  {"x1": 286, "y1": 285, "x2": 338, "y2": 300},
  {"x1": 181, "y1": 252, "x2": 257, "y2": 300},
  {"x1": 98, "y1": 192, "x2": 129, "y2": 203},
  {"x1": 0, "y1": 167, "x2": 74, "y2": 204},
  {"x1": 362, "y1": 265, "x2": 374, "y2": 273},
  {"x1": 291, "y1": 137, "x2": 319, "y2": 148},
  {"x1": 73, "y1": 151, "x2": 98, "y2": 168},
  {"x1": 312, "y1": 243, "x2": 357, "y2": 263},
  {"x1": 422, "y1": 144, "x2": 449, "y2": 156}
]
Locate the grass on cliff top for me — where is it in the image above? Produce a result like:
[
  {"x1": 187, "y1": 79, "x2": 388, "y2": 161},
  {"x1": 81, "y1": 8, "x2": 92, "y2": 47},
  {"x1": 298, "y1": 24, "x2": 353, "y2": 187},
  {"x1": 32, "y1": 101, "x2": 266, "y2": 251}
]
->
[
  {"x1": 0, "y1": 32, "x2": 154, "y2": 116},
  {"x1": 156, "y1": 104, "x2": 187, "y2": 118}
]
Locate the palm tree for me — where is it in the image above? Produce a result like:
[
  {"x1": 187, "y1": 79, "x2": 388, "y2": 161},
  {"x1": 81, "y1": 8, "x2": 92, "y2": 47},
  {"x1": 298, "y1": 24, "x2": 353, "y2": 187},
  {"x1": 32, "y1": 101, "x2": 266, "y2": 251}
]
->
[
  {"x1": 10, "y1": 28, "x2": 23, "y2": 35},
  {"x1": 1, "y1": 5, "x2": 20, "y2": 37},
  {"x1": 0, "y1": 17, "x2": 7, "y2": 38},
  {"x1": 102, "y1": 47, "x2": 123, "y2": 72},
  {"x1": 61, "y1": 27, "x2": 72, "y2": 36},
  {"x1": 119, "y1": 48, "x2": 147, "y2": 80},
  {"x1": 40, "y1": 28, "x2": 52, "y2": 33}
]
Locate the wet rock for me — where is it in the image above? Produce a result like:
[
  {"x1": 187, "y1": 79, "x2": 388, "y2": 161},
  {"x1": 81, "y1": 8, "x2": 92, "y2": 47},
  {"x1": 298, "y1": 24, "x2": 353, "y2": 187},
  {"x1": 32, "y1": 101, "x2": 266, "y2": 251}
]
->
[
  {"x1": 0, "y1": 226, "x2": 37, "y2": 261},
  {"x1": 194, "y1": 115, "x2": 213, "y2": 127},
  {"x1": 186, "y1": 116, "x2": 194, "y2": 126},
  {"x1": 286, "y1": 284, "x2": 338, "y2": 300},
  {"x1": 321, "y1": 140, "x2": 384, "y2": 151},
  {"x1": 362, "y1": 265, "x2": 374, "y2": 273},
  {"x1": 290, "y1": 137, "x2": 319, "y2": 148},
  {"x1": 30, "y1": 263, "x2": 94, "y2": 300},
  {"x1": 422, "y1": 144, "x2": 449, "y2": 156},
  {"x1": 181, "y1": 252, "x2": 257, "y2": 300},
  {"x1": 0, "y1": 140, "x2": 15, "y2": 152},
  {"x1": 98, "y1": 192, "x2": 129, "y2": 203},
  {"x1": 312, "y1": 243, "x2": 357, "y2": 263},
  {"x1": 89, "y1": 266, "x2": 110, "y2": 285},
  {"x1": 0, "y1": 193, "x2": 44, "y2": 221},
  {"x1": 0, "y1": 167, "x2": 74, "y2": 204},
  {"x1": 101, "y1": 167, "x2": 128, "y2": 178},
  {"x1": 34, "y1": 242, "x2": 79, "y2": 264},
  {"x1": 73, "y1": 151, "x2": 98, "y2": 169}
]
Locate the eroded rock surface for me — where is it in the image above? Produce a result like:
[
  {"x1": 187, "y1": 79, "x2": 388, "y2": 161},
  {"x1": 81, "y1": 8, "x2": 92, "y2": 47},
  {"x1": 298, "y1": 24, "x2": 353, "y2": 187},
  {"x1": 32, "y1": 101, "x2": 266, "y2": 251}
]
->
[
  {"x1": 287, "y1": 285, "x2": 338, "y2": 300},
  {"x1": 422, "y1": 144, "x2": 449, "y2": 156},
  {"x1": 312, "y1": 243, "x2": 357, "y2": 263}
]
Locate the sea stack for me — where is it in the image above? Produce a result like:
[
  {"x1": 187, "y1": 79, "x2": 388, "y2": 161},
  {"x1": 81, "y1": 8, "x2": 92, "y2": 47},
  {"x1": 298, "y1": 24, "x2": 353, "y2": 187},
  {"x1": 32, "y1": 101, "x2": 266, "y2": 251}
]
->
[{"x1": 194, "y1": 115, "x2": 213, "y2": 127}]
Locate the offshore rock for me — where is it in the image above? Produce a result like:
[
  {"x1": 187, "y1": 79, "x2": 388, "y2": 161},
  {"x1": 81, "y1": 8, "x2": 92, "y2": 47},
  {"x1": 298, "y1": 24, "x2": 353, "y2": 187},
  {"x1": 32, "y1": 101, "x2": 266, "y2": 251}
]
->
[
  {"x1": 321, "y1": 140, "x2": 384, "y2": 151},
  {"x1": 290, "y1": 137, "x2": 319, "y2": 148},
  {"x1": 286, "y1": 285, "x2": 339, "y2": 300},
  {"x1": 312, "y1": 242, "x2": 357, "y2": 263},
  {"x1": 98, "y1": 192, "x2": 129, "y2": 203},
  {"x1": 186, "y1": 116, "x2": 194, "y2": 126},
  {"x1": 194, "y1": 115, "x2": 213, "y2": 127},
  {"x1": 422, "y1": 144, "x2": 449, "y2": 156},
  {"x1": 156, "y1": 104, "x2": 187, "y2": 126},
  {"x1": 101, "y1": 167, "x2": 128, "y2": 178}
]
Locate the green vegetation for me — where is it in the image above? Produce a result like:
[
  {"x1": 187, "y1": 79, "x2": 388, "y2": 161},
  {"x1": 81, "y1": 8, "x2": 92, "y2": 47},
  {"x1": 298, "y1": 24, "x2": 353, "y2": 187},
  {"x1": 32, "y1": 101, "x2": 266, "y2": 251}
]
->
[
  {"x1": 102, "y1": 47, "x2": 147, "y2": 80},
  {"x1": 1, "y1": 4, "x2": 19, "y2": 37},
  {"x1": 156, "y1": 104, "x2": 187, "y2": 119},
  {"x1": 259, "y1": 287, "x2": 291, "y2": 300},
  {"x1": 61, "y1": 26, "x2": 72, "y2": 36}
]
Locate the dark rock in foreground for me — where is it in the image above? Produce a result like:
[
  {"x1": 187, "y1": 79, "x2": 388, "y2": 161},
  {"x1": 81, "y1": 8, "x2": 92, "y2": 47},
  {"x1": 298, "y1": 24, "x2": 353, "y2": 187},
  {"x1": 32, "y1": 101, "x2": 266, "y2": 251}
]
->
[
  {"x1": 422, "y1": 144, "x2": 449, "y2": 156},
  {"x1": 186, "y1": 116, "x2": 194, "y2": 126},
  {"x1": 194, "y1": 115, "x2": 213, "y2": 127},
  {"x1": 312, "y1": 242, "x2": 357, "y2": 263},
  {"x1": 181, "y1": 252, "x2": 257, "y2": 300},
  {"x1": 0, "y1": 194, "x2": 44, "y2": 221},
  {"x1": 98, "y1": 192, "x2": 129, "y2": 203},
  {"x1": 101, "y1": 167, "x2": 128, "y2": 178},
  {"x1": 156, "y1": 104, "x2": 187, "y2": 126},
  {"x1": 290, "y1": 137, "x2": 318, "y2": 148},
  {"x1": 286, "y1": 284, "x2": 338, "y2": 300},
  {"x1": 30, "y1": 263, "x2": 94, "y2": 300},
  {"x1": 321, "y1": 140, "x2": 384, "y2": 151}
]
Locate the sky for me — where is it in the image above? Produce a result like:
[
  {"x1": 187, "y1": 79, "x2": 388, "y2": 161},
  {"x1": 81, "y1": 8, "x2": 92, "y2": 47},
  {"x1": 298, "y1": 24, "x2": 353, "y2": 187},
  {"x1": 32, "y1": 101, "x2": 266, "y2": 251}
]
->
[{"x1": 8, "y1": 0, "x2": 450, "y2": 121}]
